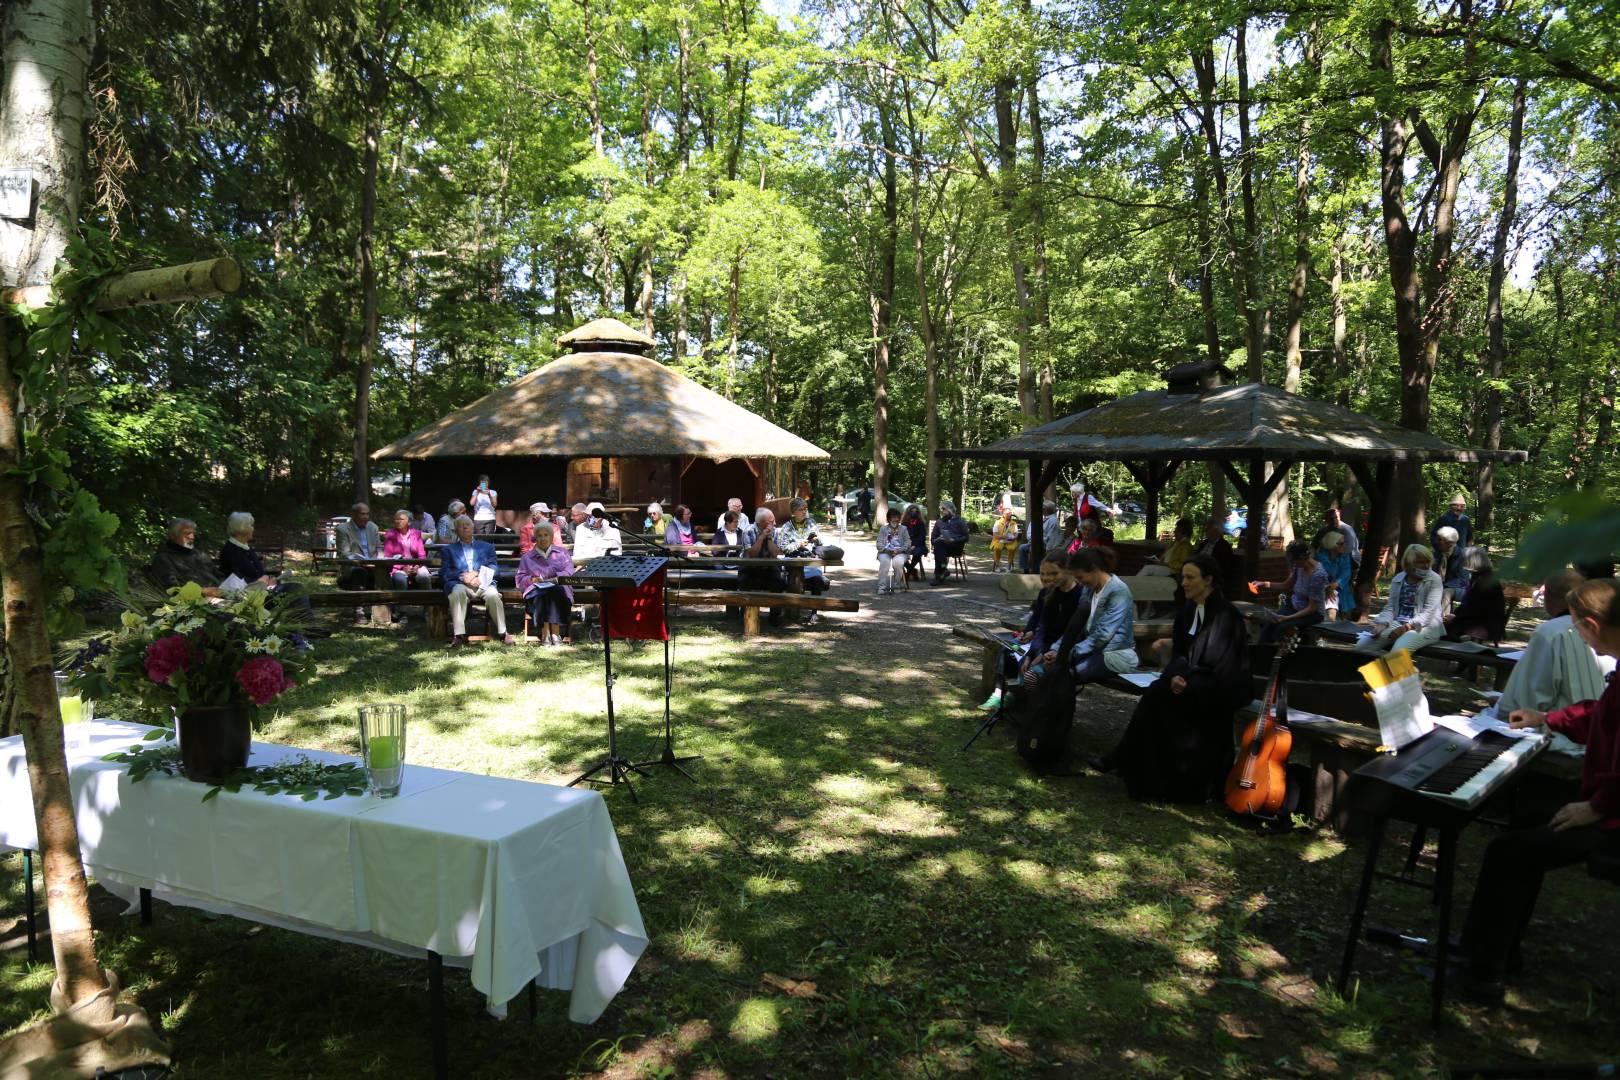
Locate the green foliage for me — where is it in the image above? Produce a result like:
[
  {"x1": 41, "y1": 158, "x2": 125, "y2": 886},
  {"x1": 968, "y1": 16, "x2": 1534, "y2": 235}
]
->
[{"x1": 102, "y1": 737, "x2": 369, "y2": 802}]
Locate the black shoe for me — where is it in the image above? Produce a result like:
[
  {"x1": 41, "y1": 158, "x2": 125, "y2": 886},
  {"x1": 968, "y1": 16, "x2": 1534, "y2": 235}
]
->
[{"x1": 1085, "y1": 754, "x2": 1116, "y2": 775}]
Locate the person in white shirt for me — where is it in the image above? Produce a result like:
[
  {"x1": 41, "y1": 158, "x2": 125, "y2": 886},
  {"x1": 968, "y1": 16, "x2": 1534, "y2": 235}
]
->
[
  {"x1": 572, "y1": 502, "x2": 623, "y2": 561},
  {"x1": 468, "y1": 474, "x2": 498, "y2": 534},
  {"x1": 1356, "y1": 544, "x2": 1445, "y2": 655},
  {"x1": 1498, "y1": 570, "x2": 1616, "y2": 730},
  {"x1": 715, "y1": 497, "x2": 745, "y2": 535}
]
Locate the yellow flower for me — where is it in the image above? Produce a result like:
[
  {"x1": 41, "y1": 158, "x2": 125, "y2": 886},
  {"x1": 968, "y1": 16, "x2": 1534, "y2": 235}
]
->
[
  {"x1": 121, "y1": 611, "x2": 143, "y2": 630},
  {"x1": 175, "y1": 581, "x2": 205, "y2": 604}
]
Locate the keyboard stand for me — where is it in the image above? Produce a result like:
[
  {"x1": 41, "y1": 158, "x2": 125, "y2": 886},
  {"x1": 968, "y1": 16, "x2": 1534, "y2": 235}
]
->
[{"x1": 1338, "y1": 815, "x2": 1462, "y2": 1027}]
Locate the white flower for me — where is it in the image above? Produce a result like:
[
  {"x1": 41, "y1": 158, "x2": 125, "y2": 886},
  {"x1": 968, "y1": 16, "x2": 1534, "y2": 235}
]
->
[
  {"x1": 245, "y1": 636, "x2": 282, "y2": 656},
  {"x1": 173, "y1": 616, "x2": 205, "y2": 634}
]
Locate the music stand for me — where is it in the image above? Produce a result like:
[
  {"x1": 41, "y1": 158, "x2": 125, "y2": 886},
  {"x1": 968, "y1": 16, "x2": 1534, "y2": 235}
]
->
[
  {"x1": 567, "y1": 555, "x2": 668, "y2": 801},
  {"x1": 964, "y1": 631, "x2": 1022, "y2": 750},
  {"x1": 613, "y1": 529, "x2": 701, "y2": 781}
]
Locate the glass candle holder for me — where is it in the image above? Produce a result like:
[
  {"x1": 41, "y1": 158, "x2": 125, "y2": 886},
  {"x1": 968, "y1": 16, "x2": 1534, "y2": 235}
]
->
[
  {"x1": 358, "y1": 704, "x2": 408, "y2": 797},
  {"x1": 55, "y1": 672, "x2": 93, "y2": 748}
]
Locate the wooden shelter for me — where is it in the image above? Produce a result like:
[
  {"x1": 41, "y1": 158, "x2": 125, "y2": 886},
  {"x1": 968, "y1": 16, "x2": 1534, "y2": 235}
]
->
[
  {"x1": 373, "y1": 317, "x2": 829, "y2": 526},
  {"x1": 935, "y1": 359, "x2": 1528, "y2": 585}
]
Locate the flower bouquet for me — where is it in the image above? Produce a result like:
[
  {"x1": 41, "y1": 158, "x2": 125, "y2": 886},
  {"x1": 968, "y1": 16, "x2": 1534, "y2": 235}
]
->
[{"x1": 70, "y1": 581, "x2": 314, "y2": 782}]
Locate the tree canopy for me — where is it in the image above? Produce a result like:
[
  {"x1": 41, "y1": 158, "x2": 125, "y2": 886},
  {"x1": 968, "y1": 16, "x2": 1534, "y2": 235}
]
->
[{"x1": 21, "y1": 0, "x2": 1620, "y2": 549}]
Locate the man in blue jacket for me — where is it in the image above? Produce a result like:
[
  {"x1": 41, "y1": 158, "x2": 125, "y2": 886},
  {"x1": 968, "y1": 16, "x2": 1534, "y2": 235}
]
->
[
  {"x1": 441, "y1": 515, "x2": 514, "y2": 646},
  {"x1": 930, "y1": 500, "x2": 971, "y2": 586}
]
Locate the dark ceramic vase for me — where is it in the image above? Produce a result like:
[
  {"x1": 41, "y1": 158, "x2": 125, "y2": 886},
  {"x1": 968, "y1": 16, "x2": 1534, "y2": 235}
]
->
[{"x1": 177, "y1": 704, "x2": 252, "y2": 783}]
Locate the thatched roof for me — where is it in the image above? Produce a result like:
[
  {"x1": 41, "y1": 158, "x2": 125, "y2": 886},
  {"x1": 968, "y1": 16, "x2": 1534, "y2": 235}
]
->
[
  {"x1": 557, "y1": 316, "x2": 655, "y2": 354},
  {"x1": 938, "y1": 375, "x2": 1527, "y2": 465},
  {"x1": 372, "y1": 345, "x2": 829, "y2": 462}
]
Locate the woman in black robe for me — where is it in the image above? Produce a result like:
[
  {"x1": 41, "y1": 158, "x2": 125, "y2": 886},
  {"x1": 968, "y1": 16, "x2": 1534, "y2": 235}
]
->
[{"x1": 1090, "y1": 553, "x2": 1251, "y2": 802}]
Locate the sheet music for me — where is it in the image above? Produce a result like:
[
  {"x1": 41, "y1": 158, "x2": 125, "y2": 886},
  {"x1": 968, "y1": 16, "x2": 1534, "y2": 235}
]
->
[
  {"x1": 1117, "y1": 672, "x2": 1161, "y2": 689},
  {"x1": 1496, "y1": 648, "x2": 1526, "y2": 661},
  {"x1": 219, "y1": 574, "x2": 248, "y2": 593},
  {"x1": 1433, "y1": 713, "x2": 1540, "y2": 742},
  {"x1": 1370, "y1": 674, "x2": 1433, "y2": 749}
]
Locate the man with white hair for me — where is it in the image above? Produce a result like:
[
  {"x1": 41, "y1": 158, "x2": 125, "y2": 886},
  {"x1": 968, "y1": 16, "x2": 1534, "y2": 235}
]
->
[
  {"x1": 716, "y1": 497, "x2": 746, "y2": 535},
  {"x1": 744, "y1": 507, "x2": 788, "y2": 626},
  {"x1": 335, "y1": 501, "x2": 381, "y2": 603},
  {"x1": 440, "y1": 515, "x2": 514, "y2": 646},
  {"x1": 436, "y1": 500, "x2": 466, "y2": 544},
  {"x1": 148, "y1": 518, "x2": 222, "y2": 596},
  {"x1": 562, "y1": 501, "x2": 589, "y2": 544},
  {"x1": 1433, "y1": 524, "x2": 1469, "y2": 603},
  {"x1": 573, "y1": 502, "x2": 623, "y2": 561}
]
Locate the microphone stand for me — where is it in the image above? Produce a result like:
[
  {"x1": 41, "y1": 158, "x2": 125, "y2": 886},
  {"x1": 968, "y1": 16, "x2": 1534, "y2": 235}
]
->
[{"x1": 611, "y1": 524, "x2": 701, "y2": 783}]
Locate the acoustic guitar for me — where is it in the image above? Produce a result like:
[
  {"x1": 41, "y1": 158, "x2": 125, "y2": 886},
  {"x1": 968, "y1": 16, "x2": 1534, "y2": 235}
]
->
[{"x1": 1225, "y1": 631, "x2": 1299, "y2": 818}]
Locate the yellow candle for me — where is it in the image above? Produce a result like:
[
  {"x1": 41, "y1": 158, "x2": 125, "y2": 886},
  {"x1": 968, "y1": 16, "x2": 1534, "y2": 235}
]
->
[{"x1": 59, "y1": 695, "x2": 83, "y2": 725}]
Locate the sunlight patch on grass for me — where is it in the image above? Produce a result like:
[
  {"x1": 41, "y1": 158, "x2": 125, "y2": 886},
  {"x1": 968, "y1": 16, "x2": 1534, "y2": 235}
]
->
[
  {"x1": 1000, "y1": 858, "x2": 1055, "y2": 894},
  {"x1": 743, "y1": 874, "x2": 799, "y2": 898},
  {"x1": 667, "y1": 823, "x2": 729, "y2": 855},
  {"x1": 1299, "y1": 836, "x2": 1346, "y2": 863},
  {"x1": 1175, "y1": 945, "x2": 1221, "y2": 973},
  {"x1": 945, "y1": 850, "x2": 986, "y2": 879},
  {"x1": 814, "y1": 774, "x2": 881, "y2": 802},
  {"x1": 728, "y1": 997, "x2": 780, "y2": 1043}
]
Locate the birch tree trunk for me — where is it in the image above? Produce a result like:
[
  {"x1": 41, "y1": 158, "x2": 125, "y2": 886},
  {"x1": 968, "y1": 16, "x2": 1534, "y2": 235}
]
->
[
  {"x1": 352, "y1": 77, "x2": 383, "y2": 506},
  {"x1": 870, "y1": 94, "x2": 899, "y2": 529},
  {"x1": 0, "y1": 0, "x2": 110, "y2": 1008}
]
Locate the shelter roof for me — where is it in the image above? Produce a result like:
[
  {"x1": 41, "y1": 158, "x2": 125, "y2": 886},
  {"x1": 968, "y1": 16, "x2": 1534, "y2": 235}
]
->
[
  {"x1": 557, "y1": 316, "x2": 655, "y2": 352},
  {"x1": 937, "y1": 380, "x2": 1527, "y2": 465},
  {"x1": 372, "y1": 348, "x2": 829, "y2": 462}
]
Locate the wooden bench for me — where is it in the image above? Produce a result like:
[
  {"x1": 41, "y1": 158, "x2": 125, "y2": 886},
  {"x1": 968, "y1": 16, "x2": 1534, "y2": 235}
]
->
[
  {"x1": 1304, "y1": 620, "x2": 1521, "y2": 689},
  {"x1": 306, "y1": 587, "x2": 858, "y2": 639}
]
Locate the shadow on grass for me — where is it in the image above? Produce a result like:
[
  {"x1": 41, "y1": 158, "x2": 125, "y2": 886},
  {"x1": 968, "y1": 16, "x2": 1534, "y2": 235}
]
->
[{"x1": 5, "y1": 615, "x2": 1616, "y2": 1078}]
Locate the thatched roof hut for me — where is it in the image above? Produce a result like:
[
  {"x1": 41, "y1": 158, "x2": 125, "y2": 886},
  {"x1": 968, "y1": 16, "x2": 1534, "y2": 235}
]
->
[{"x1": 373, "y1": 317, "x2": 828, "y2": 525}]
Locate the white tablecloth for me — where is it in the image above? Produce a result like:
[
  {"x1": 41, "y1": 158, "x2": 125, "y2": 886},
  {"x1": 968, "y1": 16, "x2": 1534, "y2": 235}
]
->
[{"x1": 0, "y1": 722, "x2": 647, "y2": 1022}]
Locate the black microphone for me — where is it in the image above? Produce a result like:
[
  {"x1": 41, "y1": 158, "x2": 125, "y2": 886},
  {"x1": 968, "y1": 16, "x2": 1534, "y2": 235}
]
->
[{"x1": 590, "y1": 507, "x2": 621, "y2": 527}]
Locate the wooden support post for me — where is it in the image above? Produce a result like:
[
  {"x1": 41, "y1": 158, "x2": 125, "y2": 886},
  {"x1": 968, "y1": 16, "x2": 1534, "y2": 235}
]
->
[{"x1": 742, "y1": 606, "x2": 761, "y2": 636}]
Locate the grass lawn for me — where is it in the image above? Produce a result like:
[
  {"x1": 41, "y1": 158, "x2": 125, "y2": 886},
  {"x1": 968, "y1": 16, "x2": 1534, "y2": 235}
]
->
[{"x1": 3, "y1": 619, "x2": 1617, "y2": 1077}]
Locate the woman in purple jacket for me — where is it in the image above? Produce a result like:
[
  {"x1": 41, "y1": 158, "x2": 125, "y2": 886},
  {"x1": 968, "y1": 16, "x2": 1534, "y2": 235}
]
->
[{"x1": 516, "y1": 522, "x2": 575, "y2": 647}]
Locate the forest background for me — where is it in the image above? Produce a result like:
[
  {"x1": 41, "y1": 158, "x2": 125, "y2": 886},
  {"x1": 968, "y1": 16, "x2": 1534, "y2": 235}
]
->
[{"x1": 25, "y1": 0, "x2": 1620, "y2": 559}]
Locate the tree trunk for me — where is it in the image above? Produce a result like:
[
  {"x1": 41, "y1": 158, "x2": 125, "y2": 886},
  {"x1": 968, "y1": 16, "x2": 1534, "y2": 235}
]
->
[
  {"x1": 582, "y1": 0, "x2": 613, "y2": 309},
  {"x1": 725, "y1": 255, "x2": 740, "y2": 398},
  {"x1": 1477, "y1": 78, "x2": 1526, "y2": 531},
  {"x1": 1330, "y1": 237, "x2": 1348, "y2": 407},
  {"x1": 1372, "y1": 20, "x2": 1428, "y2": 549},
  {"x1": 0, "y1": 0, "x2": 90, "y2": 287},
  {"x1": 870, "y1": 96, "x2": 899, "y2": 529},
  {"x1": 0, "y1": 0, "x2": 108, "y2": 1007},
  {"x1": 1024, "y1": 57, "x2": 1052, "y2": 423},
  {"x1": 352, "y1": 80, "x2": 383, "y2": 506},
  {"x1": 911, "y1": 155, "x2": 940, "y2": 520},
  {"x1": 1233, "y1": 20, "x2": 1266, "y2": 383},
  {"x1": 1282, "y1": 24, "x2": 1320, "y2": 392}
]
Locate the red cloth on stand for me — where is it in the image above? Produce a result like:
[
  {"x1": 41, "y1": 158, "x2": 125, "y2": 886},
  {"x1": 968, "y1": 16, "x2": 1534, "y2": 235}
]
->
[{"x1": 605, "y1": 567, "x2": 669, "y2": 641}]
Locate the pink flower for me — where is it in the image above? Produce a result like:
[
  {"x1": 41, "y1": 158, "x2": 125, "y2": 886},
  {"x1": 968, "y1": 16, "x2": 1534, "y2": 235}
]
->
[
  {"x1": 236, "y1": 655, "x2": 293, "y2": 705},
  {"x1": 145, "y1": 634, "x2": 197, "y2": 685}
]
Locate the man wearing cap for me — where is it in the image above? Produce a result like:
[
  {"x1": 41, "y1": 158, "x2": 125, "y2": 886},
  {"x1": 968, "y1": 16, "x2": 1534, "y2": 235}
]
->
[{"x1": 574, "y1": 502, "x2": 623, "y2": 561}]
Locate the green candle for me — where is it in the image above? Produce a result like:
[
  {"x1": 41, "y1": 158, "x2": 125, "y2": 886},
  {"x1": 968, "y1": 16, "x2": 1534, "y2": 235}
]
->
[
  {"x1": 367, "y1": 734, "x2": 400, "y2": 770},
  {"x1": 59, "y1": 695, "x2": 83, "y2": 726}
]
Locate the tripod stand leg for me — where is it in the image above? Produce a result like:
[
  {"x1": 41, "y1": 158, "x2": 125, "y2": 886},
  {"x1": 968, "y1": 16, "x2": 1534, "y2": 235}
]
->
[{"x1": 634, "y1": 597, "x2": 700, "y2": 778}]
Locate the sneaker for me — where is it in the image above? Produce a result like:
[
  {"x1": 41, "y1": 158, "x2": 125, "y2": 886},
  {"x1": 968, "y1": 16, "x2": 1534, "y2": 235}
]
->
[
  {"x1": 804, "y1": 611, "x2": 821, "y2": 627},
  {"x1": 978, "y1": 691, "x2": 1002, "y2": 711},
  {"x1": 447, "y1": 635, "x2": 467, "y2": 649}
]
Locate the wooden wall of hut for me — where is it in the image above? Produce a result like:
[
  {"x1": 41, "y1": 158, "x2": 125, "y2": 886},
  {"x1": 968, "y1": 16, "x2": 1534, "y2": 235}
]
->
[
  {"x1": 406, "y1": 456, "x2": 567, "y2": 530},
  {"x1": 680, "y1": 458, "x2": 765, "y2": 523}
]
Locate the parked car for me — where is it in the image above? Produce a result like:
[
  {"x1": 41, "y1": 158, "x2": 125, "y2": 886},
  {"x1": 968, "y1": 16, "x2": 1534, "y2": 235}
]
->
[
  {"x1": 848, "y1": 487, "x2": 915, "y2": 521},
  {"x1": 996, "y1": 491, "x2": 1027, "y2": 519}
]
